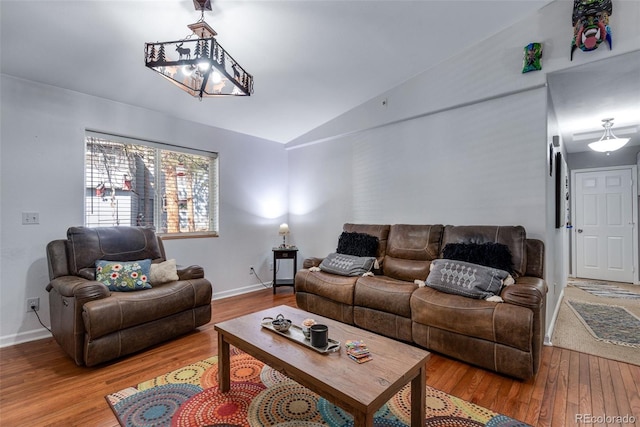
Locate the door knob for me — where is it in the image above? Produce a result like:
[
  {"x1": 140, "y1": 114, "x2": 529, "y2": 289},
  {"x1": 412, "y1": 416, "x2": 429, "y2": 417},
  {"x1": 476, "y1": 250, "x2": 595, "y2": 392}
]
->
[{"x1": 577, "y1": 229, "x2": 583, "y2": 233}]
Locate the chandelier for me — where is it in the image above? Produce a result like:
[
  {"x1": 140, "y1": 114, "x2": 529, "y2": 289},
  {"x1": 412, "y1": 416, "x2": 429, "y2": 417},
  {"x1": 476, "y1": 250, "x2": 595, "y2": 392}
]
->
[
  {"x1": 144, "y1": 0, "x2": 253, "y2": 99},
  {"x1": 588, "y1": 118, "x2": 630, "y2": 154}
]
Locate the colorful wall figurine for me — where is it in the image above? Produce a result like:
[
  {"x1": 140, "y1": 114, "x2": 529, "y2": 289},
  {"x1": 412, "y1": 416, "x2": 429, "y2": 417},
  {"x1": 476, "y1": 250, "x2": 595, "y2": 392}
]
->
[
  {"x1": 522, "y1": 43, "x2": 543, "y2": 73},
  {"x1": 571, "y1": 0, "x2": 612, "y2": 60}
]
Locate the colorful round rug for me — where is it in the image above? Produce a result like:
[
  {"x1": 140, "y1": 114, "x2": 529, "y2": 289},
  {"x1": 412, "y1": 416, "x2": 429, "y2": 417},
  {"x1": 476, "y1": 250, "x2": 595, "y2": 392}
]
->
[
  {"x1": 259, "y1": 363, "x2": 291, "y2": 387},
  {"x1": 106, "y1": 350, "x2": 531, "y2": 427},
  {"x1": 138, "y1": 358, "x2": 217, "y2": 390},
  {"x1": 113, "y1": 383, "x2": 203, "y2": 427},
  {"x1": 387, "y1": 383, "x2": 497, "y2": 425},
  {"x1": 172, "y1": 381, "x2": 266, "y2": 427},
  {"x1": 317, "y1": 396, "x2": 397, "y2": 427},
  {"x1": 207, "y1": 352, "x2": 266, "y2": 388},
  {"x1": 248, "y1": 380, "x2": 324, "y2": 425},
  {"x1": 424, "y1": 416, "x2": 485, "y2": 426}
]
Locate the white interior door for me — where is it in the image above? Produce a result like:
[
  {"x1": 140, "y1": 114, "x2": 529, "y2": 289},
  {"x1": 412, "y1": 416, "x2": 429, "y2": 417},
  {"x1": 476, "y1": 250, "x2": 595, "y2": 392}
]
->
[{"x1": 574, "y1": 168, "x2": 635, "y2": 282}]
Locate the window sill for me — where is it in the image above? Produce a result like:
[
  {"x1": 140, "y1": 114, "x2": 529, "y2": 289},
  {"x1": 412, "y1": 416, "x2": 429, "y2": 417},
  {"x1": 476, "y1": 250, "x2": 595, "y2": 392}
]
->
[{"x1": 158, "y1": 232, "x2": 219, "y2": 240}]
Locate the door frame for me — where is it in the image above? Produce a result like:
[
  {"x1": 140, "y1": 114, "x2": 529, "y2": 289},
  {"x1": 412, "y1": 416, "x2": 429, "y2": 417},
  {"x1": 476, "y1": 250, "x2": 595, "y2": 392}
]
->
[{"x1": 570, "y1": 165, "x2": 639, "y2": 284}]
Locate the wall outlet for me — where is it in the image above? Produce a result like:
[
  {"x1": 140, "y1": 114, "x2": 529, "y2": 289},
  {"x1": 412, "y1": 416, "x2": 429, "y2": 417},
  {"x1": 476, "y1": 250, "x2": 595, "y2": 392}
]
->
[
  {"x1": 22, "y1": 212, "x2": 40, "y2": 225},
  {"x1": 27, "y1": 297, "x2": 40, "y2": 312},
  {"x1": 249, "y1": 266, "x2": 255, "y2": 275},
  {"x1": 269, "y1": 262, "x2": 274, "y2": 271}
]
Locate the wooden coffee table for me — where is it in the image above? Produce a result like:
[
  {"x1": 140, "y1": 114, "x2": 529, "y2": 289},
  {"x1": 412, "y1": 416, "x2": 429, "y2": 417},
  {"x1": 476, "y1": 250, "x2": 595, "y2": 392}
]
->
[{"x1": 214, "y1": 305, "x2": 430, "y2": 427}]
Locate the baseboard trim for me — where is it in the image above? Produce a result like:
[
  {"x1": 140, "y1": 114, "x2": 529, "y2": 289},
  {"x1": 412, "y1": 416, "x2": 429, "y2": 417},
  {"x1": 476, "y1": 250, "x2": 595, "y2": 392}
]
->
[
  {"x1": 212, "y1": 282, "x2": 273, "y2": 300},
  {"x1": 544, "y1": 287, "x2": 565, "y2": 346},
  {"x1": 0, "y1": 328, "x2": 52, "y2": 348}
]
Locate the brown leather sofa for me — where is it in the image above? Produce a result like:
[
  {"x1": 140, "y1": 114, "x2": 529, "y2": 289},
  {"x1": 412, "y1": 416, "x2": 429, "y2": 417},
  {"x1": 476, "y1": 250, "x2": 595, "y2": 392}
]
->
[
  {"x1": 46, "y1": 226, "x2": 212, "y2": 366},
  {"x1": 295, "y1": 223, "x2": 546, "y2": 380}
]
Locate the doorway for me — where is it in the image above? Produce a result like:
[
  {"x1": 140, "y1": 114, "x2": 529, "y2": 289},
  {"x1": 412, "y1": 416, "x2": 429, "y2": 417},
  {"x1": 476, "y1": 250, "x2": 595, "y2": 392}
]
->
[{"x1": 571, "y1": 166, "x2": 638, "y2": 283}]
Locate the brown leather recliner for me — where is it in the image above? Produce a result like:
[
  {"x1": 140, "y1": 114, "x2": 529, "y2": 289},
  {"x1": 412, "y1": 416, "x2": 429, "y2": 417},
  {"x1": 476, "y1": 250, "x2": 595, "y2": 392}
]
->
[{"x1": 46, "y1": 226, "x2": 212, "y2": 366}]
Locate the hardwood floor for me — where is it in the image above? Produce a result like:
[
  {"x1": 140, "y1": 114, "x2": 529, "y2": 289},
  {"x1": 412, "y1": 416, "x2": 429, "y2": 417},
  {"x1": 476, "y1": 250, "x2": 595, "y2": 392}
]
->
[{"x1": 1, "y1": 289, "x2": 639, "y2": 426}]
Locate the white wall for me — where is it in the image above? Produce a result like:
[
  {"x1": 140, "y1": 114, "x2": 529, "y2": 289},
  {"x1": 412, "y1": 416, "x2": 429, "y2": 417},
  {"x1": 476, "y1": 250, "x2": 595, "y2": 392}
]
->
[
  {"x1": 290, "y1": 88, "x2": 548, "y2": 235},
  {"x1": 287, "y1": 136, "x2": 355, "y2": 260},
  {"x1": 2, "y1": 0, "x2": 639, "y2": 348},
  {"x1": 544, "y1": 100, "x2": 570, "y2": 343},
  {"x1": 0, "y1": 75, "x2": 287, "y2": 346},
  {"x1": 286, "y1": 0, "x2": 640, "y2": 343},
  {"x1": 288, "y1": 1, "x2": 640, "y2": 149},
  {"x1": 567, "y1": 145, "x2": 640, "y2": 170}
]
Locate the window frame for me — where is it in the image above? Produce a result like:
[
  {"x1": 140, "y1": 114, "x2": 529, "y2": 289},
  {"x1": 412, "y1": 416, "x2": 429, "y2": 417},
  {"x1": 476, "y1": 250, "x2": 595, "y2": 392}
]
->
[{"x1": 84, "y1": 130, "x2": 219, "y2": 238}]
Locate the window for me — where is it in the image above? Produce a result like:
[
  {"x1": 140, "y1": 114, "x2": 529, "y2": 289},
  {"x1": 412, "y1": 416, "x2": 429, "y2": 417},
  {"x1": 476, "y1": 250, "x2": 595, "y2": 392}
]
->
[{"x1": 85, "y1": 131, "x2": 218, "y2": 237}]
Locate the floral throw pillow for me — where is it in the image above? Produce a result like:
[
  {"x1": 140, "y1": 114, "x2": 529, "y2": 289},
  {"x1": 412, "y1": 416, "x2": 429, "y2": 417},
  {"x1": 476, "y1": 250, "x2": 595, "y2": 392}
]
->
[{"x1": 96, "y1": 259, "x2": 152, "y2": 292}]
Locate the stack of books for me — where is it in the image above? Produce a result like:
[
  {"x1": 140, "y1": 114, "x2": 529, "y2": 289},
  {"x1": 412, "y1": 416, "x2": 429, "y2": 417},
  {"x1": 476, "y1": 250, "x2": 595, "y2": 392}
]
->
[{"x1": 345, "y1": 340, "x2": 372, "y2": 364}]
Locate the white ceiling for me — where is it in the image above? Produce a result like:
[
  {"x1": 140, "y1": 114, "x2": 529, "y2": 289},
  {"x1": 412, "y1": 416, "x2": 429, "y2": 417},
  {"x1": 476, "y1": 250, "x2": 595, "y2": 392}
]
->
[
  {"x1": 1, "y1": 0, "x2": 556, "y2": 144},
  {"x1": 548, "y1": 50, "x2": 640, "y2": 154}
]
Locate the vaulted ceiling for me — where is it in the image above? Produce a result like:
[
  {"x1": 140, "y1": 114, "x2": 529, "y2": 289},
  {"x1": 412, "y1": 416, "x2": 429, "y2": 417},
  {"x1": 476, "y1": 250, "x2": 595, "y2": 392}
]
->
[{"x1": 1, "y1": 0, "x2": 555, "y2": 144}]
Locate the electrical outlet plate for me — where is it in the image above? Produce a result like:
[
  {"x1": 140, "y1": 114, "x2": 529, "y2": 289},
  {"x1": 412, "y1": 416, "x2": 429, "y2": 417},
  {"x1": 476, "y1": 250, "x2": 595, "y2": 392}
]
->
[
  {"x1": 27, "y1": 297, "x2": 40, "y2": 312},
  {"x1": 249, "y1": 266, "x2": 254, "y2": 275},
  {"x1": 22, "y1": 212, "x2": 39, "y2": 225}
]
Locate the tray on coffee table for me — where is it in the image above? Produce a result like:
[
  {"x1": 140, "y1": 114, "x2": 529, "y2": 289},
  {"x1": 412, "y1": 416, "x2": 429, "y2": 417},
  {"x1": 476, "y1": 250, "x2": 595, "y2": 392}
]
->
[{"x1": 261, "y1": 321, "x2": 340, "y2": 354}]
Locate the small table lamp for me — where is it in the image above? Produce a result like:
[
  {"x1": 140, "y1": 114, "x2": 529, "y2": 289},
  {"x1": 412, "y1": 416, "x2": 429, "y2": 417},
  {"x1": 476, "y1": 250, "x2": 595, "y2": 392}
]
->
[{"x1": 279, "y1": 223, "x2": 290, "y2": 248}]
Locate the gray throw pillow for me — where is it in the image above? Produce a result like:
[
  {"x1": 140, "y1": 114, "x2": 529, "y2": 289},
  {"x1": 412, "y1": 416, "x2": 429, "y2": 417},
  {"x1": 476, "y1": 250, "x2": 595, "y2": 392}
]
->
[
  {"x1": 426, "y1": 259, "x2": 509, "y2": 300},
  {"x1": 319, "y1": 253, "x2": 376, "y2": 277}
]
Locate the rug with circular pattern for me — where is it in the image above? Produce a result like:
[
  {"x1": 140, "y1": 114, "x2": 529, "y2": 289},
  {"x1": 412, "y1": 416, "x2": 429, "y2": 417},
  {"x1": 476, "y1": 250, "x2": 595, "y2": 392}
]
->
[{"x1": 106, "y1": 350, "x2": 530, "y2": 426}]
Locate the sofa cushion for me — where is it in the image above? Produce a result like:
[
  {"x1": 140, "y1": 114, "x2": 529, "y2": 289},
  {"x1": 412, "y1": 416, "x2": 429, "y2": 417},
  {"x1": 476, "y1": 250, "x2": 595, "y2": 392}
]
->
[
  {"x1": 442, "y1": 242, "x2": 514, "y2": 274},
  {"x1": 336, "y1": 232, "x2": 379, "y2": 257},
  {"x1": 82, "y1": 278, "x2": 212, "y2": 340},
  {"x1": 411, "y1": 286, "x2": 533, "y2": 352},
  {"x1": 354, "y1": 275, "x2": 417, "y2": 318},
  {"x1": 426, "y1": 259, "x2": 509, "y2": 300},
  {"x1": 150, "y1": 259, "x2": 179, "y2": 284},
  {"x1": 295, "y1": 269, "x2": 359, "y2": 305},
  {"x1": 383, "y1": 224, "x2": 444, "y2": 282},
  {"x1": 342, "y1": 224, "x2": 390, "y2": 263},
  {"x1": 95, "y1": 259, "x2": 152, "y2": 292},
  {"x1": 67, "y1": 226, "x2": 164, "y2": 275},
  {"x1": 319, "y1": 253, "x2": 376, "y2": 276},
  {"x1": 442, "y1": 225, "x2": 526, "y2": 278}
]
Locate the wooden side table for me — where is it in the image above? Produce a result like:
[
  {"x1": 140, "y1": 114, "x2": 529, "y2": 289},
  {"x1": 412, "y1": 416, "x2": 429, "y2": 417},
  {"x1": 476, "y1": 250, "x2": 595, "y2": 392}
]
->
[{"x1": 272, "y1": 247, "x2": 298, "y2": 294}]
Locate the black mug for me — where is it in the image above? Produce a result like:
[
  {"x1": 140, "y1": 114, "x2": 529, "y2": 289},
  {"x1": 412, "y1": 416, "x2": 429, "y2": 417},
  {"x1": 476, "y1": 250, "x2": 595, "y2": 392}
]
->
[{"x1": 310, "y1": 324, "x2": 328, "y2": 348}]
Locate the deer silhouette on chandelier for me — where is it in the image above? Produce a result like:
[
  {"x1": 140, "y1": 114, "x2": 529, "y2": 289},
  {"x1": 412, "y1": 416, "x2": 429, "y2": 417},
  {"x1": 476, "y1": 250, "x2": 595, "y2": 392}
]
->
[{"x1": 176, "y1": 43, "x2": 191, "y2": 59}]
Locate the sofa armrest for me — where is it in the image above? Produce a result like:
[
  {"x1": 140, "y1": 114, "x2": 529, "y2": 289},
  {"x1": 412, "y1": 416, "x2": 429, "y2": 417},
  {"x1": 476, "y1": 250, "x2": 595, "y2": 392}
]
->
[
  {"x1": 303, "y1": 257, "x2": 325, "y2": 269},
  {"x1": 525, "y1": 239, "x2": 544, "y2": 278},
  {"x1": 501, "y1": 276, "x2": 547, "y2": 310},
  {"x1": 46, "y1": 276, "x2": 109, "y2": 300},
  {"x1": 177, "y1": 265, "x2": 205, "y2": 280},
  {"x1": 46, "y1": 276, "x2": 109, "y2": 366}
]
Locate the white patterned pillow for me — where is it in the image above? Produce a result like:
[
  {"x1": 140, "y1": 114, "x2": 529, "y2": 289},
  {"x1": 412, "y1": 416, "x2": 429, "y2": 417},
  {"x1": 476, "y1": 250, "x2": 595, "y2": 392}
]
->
[
  {"x1": 319, "y1": 253, "x2": 376, "y2": 277},
  {"x1": 426, "y1": 259, "x2": 510, "y2": 300}
]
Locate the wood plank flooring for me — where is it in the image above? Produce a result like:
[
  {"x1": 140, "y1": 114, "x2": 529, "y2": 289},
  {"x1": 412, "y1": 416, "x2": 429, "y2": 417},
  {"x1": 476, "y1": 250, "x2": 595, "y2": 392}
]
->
[{"x1": 1, "y1": 289, "x2": 639, "y2": 426}]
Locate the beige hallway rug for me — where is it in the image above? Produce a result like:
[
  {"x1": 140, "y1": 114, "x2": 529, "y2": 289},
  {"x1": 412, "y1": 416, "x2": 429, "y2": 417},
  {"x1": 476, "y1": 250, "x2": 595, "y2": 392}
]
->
[{"x1": 551, "y1": 278, "x2": 640, "y2": 366}]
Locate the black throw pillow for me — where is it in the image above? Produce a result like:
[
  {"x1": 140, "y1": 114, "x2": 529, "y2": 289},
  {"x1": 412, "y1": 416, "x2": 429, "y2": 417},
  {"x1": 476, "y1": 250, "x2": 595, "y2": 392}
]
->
[
  {"x1": 336, "y1": 232, "x2": 379, "y2": 258},
  {"x1": 442, "y1": 242, "x2": 514, "y2": 274}
]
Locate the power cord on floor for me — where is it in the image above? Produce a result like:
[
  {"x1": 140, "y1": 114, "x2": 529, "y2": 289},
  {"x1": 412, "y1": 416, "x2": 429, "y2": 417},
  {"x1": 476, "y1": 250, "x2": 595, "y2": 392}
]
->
[
  {"x1": 31, "y1": 305, "x2": 52, "y2": 333},
  {"x1": 250, "y1": 267, "x2": 273, "y2": 289}
]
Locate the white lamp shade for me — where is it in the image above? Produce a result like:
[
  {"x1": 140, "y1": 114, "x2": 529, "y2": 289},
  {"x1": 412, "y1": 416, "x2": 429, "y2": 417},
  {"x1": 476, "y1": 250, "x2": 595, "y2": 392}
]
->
[
  {"x1": 588, "y1": 137, "x2": 630, "y2": 153},
  {"x1": 278, "y1": 223, "x2": 290, "y2": 235}
]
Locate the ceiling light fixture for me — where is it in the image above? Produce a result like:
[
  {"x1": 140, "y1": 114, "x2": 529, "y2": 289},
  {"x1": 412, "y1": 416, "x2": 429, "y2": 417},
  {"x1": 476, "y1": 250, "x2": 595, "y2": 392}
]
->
[
  {"x1": 144, "y1": 0, "x2": 253, "y2": 99},
  {"x1": 588, "y1": 118, "x2": 630, "y2": 155}
]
